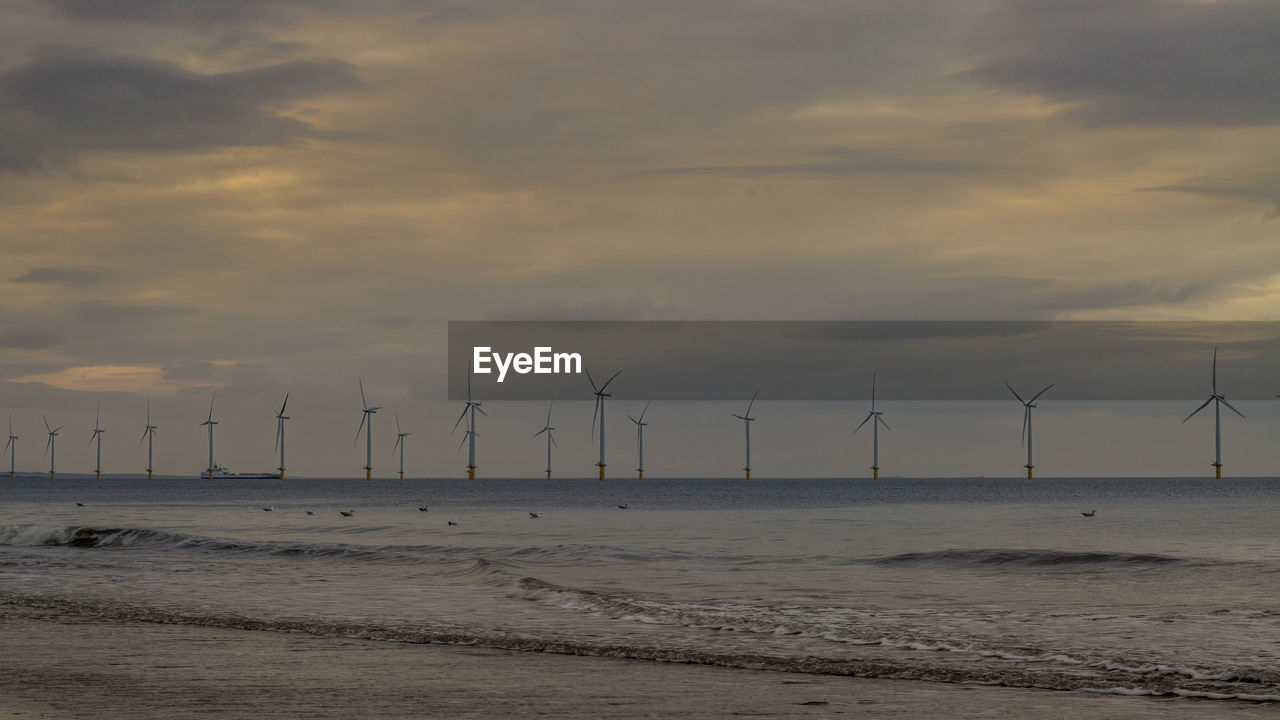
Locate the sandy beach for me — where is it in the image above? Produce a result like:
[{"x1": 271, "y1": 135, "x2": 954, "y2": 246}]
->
[{"x1": 1, "y1": 603, "x2": 1274, "y2": 720}]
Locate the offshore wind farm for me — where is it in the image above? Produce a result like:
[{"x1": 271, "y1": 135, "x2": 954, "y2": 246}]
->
[{"x1": 0, "y1": 347, "x2": 1273, "y2": 481}]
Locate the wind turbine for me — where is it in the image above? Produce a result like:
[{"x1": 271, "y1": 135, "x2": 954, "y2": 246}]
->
[
  {"x1": 274, "y1": 393, "x2": 290, "y2": 480},
  {"x1": 89, "y1": 402, "x2": 104, "y2": 480},
  {"x1": 589, "y1": 370, "x2": 621, "y2": 481},
  {"x1": 43, "y1": 416, "x2": 62, "y2": 479},
  {"x1": 356, "y1": 379, "x2": 380, "y2": 481},
  {"x1": 732, "y1": 390, "x2": 758, "y2": 479},
  {"x1": 627, "y1": 401, "x2": 650, "y2": 480},
  {"x1": 392, "y1": 414, "x2": 410, "y2": 480},
  {"x1": 852, "y1": 374, "x2": 890, "y2": 479},
  {"x1": 533, "y1": 400, "x2": 555, "y2": 479},
  {"x1": 5, "y1": 414, "x2": 16, "y2": 479},
  {"x1": 1184, "y1": 347, "x2": 1245, "y2": 479},
  {"x1": 1006, "y1": 382, "x2": 1053, "y2": 479},
  {"x1": 139, "y1": 399, "x2": 157, "y2": 480},
  {"x1": 201, "y1": 391, "x2": 217, "y2": 480},
  {"x1": 452, "y1": 373, "x2": 484, "y2": 480}
]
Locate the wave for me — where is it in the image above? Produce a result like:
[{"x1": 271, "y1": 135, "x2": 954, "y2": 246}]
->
[
  {"x1": 4, "y1": 591, "x2": 1277, "y2": 704},
  {"x1": 865, "y1": 548, "x2": 1205, "y2": 568}
]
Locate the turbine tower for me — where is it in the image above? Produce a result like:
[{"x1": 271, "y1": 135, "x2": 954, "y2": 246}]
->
[
  {"x1": 452, "y1": 373, "x2": 485, "y2": 480},
  {"x1": 1006, "y1": 382, "x2": 1053, "y2": 479},
  {"x1": 201, "y1": 391, "x2": 218, "y2": 480},
  {"x1": 89, "y1": 402, "x2": 105, "y2": 480},
  {"x1": 589, "y1": 370, "x2": 621, "y2": 481},
  {"x1": 5, "y1": 414, "x2": 17, "y2": 479},
  {"x1": 627, "y1": 401, "x2": 650, "y2": 480},
  {"x1": 533, "y1": 400, "x2": 555, "y2": 479},
  {"x1": 732, "y1": 390, "x2": 759, "y2": 480},
  {"x1": 392, "y1": 414, "x2": 410, "y2": 480},
  {"x1": 139, "y1": 399, "x2": 157, "y2": 480},
  {"x1": 43, "y1": 416, "x2": 62, "y2": 480},
  {"x1": 274, "y1": 393, "x2": 290, "y2": 480},
  {"x1": 1184, "y1": 347, "x2": 1245, "y2": 479},
  {"x1": 356, "y1": 380, "x2": 380, "y2": 481},
  {"x1": 852, "y1": 374, "x2": 890, "y2": 479}
]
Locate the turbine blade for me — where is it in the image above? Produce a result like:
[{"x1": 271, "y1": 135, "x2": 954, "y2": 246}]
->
[
  {"x1": 1029, "y1": 383, "x2": 1055, "y2": 403},
  {"x1": 1021, "y1": 406, "x2": 1029, "y2": 448},
  {"x1": 474, "y1": 405, "x2": 488, "y2": 416},
  {"x1": 274, "y1": 421, "x2": 281, "y2": 453},
  {"x1": 639, "y1": 400, "x2": 650, "y2": 423},
  {"x1": 139, "y1": 429, "x2": 147, "y2": 447},
  {"x1": 396, "y1": 413, "x2": 402, "y2": 434},
  {"x1": 871, "y1": 372, "x2": 877, "y2": 410},
  {"x1": 549, "y1": 432, "x2": 557, "y2": 448},
  {"x1": 44, "y1": 436, "x2": 51, "y2": 458},
  {"x1": 591, "y1": 396, "x2": 600, "y2": 439},
  {"x1": 600, "y1": 370, "x2": 622, "y2": 394},
  {"x1": 280, "y1": 393, "x2": 289, "y2": 415},
  {"x1": 877, "y1": 416, "x2": 891, "y2": 431},
  {"x1": 392, "y1": 435, "x2": 401, "y2": 455},
  {"x1": 44, "y1": 415, "x2": 50, "y2": 432},
  {"x1": 533, "y1": 428, "x2": 547, "y2": 438},
  {"x1": 452, "y1": 406, "x2": 469, "y2": 432},
  {"x1": 852, "y1": 414, "x2": 872, "y2": 435},
  {"x1": 208, "y1": 390, "x2": 216, "y2": 422},
  {"x1": 457, "y1": 431, "x2": 469, "y2": 452},
  {"x1": 1005, "y1": 382, "x2": 1025, "y2": 404},
  {"x1": 586, "y1": 369, "x2": 598, "y2": 393},
  {"x1": 745, "y1": 389, "x2": 759, "y2": 417},
  {"x1": 546, "y1": 399, "x2": 554, "y2": 425},
  {"x1": 356, "y1": 412, "x2": 367, "y2": 444},
  {"x1": 731, "y1": 413, "x2": 746, "y2": 420},
  {"x1": 360, "y1": 378, "x2": 368, "y2": 410},
  {"x1": 1212, "y1": 347, "x2": 1218, "y2": 396},
  {"x1": 1220, "y1": 397, "x2": 1246, "y2": 419},
  {"x1": 627, "y1": 415, "x2": 639, "y2": 425},
  {"x1": 1183, "y1": 397, "x2": 1214, "y2": 423}
]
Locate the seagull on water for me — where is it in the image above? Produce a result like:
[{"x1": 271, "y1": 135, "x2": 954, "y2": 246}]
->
[
  {"x1": 262, "y1": 506, "x2": 274, "y2": 512},
  {"x1": 418, "y1": 505, "x2": 429, "y2": 512},
  {"x1": 617, "y1": 504, "x2": 628, "y2": 510},
  {"x1": 1081, "y1": 509, "x2": 1096, "y2": 517},
  {"x1": 339, "y1": 510, "x2": 354, "y2": 517},
  {"x1": 305, "y1": 509, "x2": 316, "y2": 516},
  {"x1": 75, "y1": 502, "x2": 84, "y2": 507},
  {"x1": 447, "y1": 520, "x2": 458, "y2": 526},
  {"x1": 529, "y1": 512, "x2": 541, "y2": 518}
]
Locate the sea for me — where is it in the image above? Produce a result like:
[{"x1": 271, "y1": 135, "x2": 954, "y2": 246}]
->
[{"x1": 3, "y1": 476, "x2": 1279, "y2": 706}]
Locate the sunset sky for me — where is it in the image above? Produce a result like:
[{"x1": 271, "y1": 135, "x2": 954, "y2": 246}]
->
[{"x1": 4, "y1": 0, "x2": 1280, "y2": 478}]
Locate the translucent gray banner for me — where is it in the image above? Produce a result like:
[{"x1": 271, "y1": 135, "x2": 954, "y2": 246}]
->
[{"x1": 447, "y1": 321, "x2": 1280, "y2": 401}]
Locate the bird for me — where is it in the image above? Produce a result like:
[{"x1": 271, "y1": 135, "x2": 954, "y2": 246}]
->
[
  {"x1": 1081, "y1": 509, "x2": 1096, "y2": 517},
  {"x1": 418, "y1": 505, "x2": 429, "y2": 512},
  {"x1": 75, "y1": 502, "x2": 84, "y2": 507},
  {"x1": 447, "y1": 520, "x2": 458, "y2": 526},
  {"x1": 304, "y1": 509, "x2": 316, "y2": 516},
  {"x1": 529, "y1": 512, "x2": 541, "y2": 518},
  {"x1": 262, "y1": 506, "x2": 274, "y2": 512},
  {"x1": 617, "y1": 504, "x2": 629, "y2": 510},
  {"x1": 339, "y1": 510, "x2": 354, "y2": 517}
]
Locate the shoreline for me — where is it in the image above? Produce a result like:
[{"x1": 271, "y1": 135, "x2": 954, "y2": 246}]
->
[{"x1": 3, "y1": 604, "x2": 1276, "y2": 719}]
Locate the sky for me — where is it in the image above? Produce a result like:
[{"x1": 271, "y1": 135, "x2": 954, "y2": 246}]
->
[{"x1": 3, "y1": 0, "x2": 1280, "y2": 478}]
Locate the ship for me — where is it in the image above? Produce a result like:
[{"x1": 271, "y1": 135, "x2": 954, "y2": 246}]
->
[{"x1": 200, "y1": 464, "x2": 280, "y2": 480}]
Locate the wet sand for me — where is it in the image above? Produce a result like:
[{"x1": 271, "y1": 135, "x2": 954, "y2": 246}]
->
[{"x1": 1, "y1": 604, "x2": 1275, "y2": 719}]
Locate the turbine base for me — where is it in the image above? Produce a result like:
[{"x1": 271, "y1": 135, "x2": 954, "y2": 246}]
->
[
  {"x1": 365, "y1": 467, "x2": 371, "y2": 481},
  {"x1": 598, "y1": 464, "x2": 606, "y2": 481},
  {"x1": 546, "y1": 470, "x2": 552, "y2": 480},
  {"x1": 279, "y1": 469, "x2": 285, "y2": 481},
  {"x1": 1025, "y1": 464, "x2": 1034, "y2": 480},
  {"x1": 399, "y1": 471, "x2": 404, "y2": 480},
  {"x1": 637, "y1": 469, "x2": 643, "y2": 480},
  {"x1": 1214, "y1": 463, "x2": 1222, "y2": 479},
  {"x1": 468, "y1": 465, "x2": 476, "y2": 481},
  {"x1": 872, "y1": 466, "x2": 879, "y2": 480},
  {"x1": 744, "y1": 468, "x2": 751, "y2": 480},
  {"x1": 146, "y1": 470, "x2": 152, "y2": 481}
]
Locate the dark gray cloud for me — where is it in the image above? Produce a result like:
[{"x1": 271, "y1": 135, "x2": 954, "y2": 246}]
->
[
  {"x1": 44, "y1": 0, "x2": 325, "y2": 26},
  {"x1": 649, "y1": 147, "x2": 975, "y2": 178},
  {"x1": 1139, "y1": 173, "x2": 1280, "y2": 219},
  {"x1": 0, "y1": 327, "x2": 62, "y2": 350},
  {"x1": 969, "y1": 0, "x2": 1280, "y2": 126},
  {"x1": 0, "y1": 49, "x2": 360, "y2": 172},
  {"x1": 12, "y1": 265, "x2": 107, "y2": 285}
]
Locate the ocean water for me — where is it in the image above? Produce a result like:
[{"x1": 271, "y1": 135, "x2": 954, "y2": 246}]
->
[{"x1": 3, "y1": 476, "x2": 1280, "y2": 705}]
